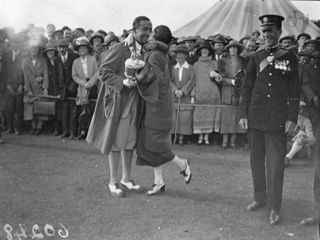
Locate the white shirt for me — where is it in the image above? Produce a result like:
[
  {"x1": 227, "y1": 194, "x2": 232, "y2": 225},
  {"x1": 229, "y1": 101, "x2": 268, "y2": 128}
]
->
[
  {"x1": 174, "y1": 61, "x2": 189, "y2": 81},
  {"x1": 32, "y1": 59, "x2": 36, "y2": 66},
  {"x1": 80, "y1": 56, "x2": 88, "y2": 79},
  {"x1": 61, "y1": 51, "x2": 68, "y2": 63},
  {"x1": 12, "y1": 49, "x2": 20, "y2": 62}
]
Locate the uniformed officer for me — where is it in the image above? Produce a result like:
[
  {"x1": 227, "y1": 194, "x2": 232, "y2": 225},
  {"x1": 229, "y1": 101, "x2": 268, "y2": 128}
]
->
[{"x1": 239, "y1": 14, "x2": 300, "y2": 225}]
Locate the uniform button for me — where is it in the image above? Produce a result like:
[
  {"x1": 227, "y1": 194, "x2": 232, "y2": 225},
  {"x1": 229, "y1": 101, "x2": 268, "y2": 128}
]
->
[
  {"x1": 268, "y1": 83, "x2": 272, "y2": 86},
  {"x1": 267, "y1": 94, "x2": 271, "y2": 98},
  {"x1": 269, "y1": 73, "x2": 272, "y2": 76}
]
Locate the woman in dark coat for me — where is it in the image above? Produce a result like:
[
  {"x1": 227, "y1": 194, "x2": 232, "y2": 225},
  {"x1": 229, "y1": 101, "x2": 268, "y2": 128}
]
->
[
  {"x1": 218, "y1": 40, "x2": 247, "y2": 148},
  {"x1": 43, "y1": 42, "x2": 64, "y2": 135},
  {"x1": 136, "y1": 25, "x2": 192, "y2": 195}
]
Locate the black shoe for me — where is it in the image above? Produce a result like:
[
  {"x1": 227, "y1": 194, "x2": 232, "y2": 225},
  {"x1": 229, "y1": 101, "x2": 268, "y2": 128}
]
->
[
  {"x1": 34, "y1": 129, "x2": 41, "y2": 135},
  {"x1": 247, "y1": 201, "x2": 266, "y2": 211},
  {"x1": 60, "y1": 132, "x2": 70, "y2": 138},
  {"x1": 29, "y1": 129, "x2": 36, "y2": 135},
  {"x1": 6, "y1": 129, "x2": 13, "y2": 134},
  {"x1": 14, "y1": 130, "x2": 21, "y2": 135},
  {"x1": 146, "y1": 183, "x2": 165, "y2": 196},
  {"x1": 269, "y1": 210, "x2": 281, "y2": 225},
  {"x1": 69, "y1": 134, "x2": 75, "y2": 140},
  {"x1": 77, "y1": 133, "x2": 86, "y2": 140}
]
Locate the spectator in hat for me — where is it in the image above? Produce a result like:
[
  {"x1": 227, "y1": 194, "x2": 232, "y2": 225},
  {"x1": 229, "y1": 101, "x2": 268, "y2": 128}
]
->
[
  {"x1": 239, "y1": 34, "x2": 252, "y2": 47},
  {"x1": 192, "y1": 40, "x2": 221, "y2": 145},
  {"x1": 213, "y1": 34, "x2": 227, "y2": 61},
  {"x1": 3, "y1": 35, "x2": 24, "y2": 135},
  {"x1": 240, "y1": 38, "x2": 257, "y2": 61},
  {"x1": 297, "y1": 33, "x2": 311, "y2": 52},
  {"x1": 285, "y1": 100, "x2": 315, "y2": 167},
  {"x1": 22, "y1": 43, "x2": 49, "y2": 135},
  {"x1": 183, "y1": 36, "x2": 199, "y2": 65},
  {"x1": 97, "y1": 30, "x2": 107, "y2": 38},
  {"x1": 72, "y1": 37, "x2": 98, "y2": 140},
  {"x1": 100, "y1": 35, "x2": 120, "y2": 65},
  {"x1": 43, "y1": 42, "x2": 63, "y2": 136},
  {"x1": 304, "y1": 39, "x2": 320, "y2": 52},
  {"x1": 90, "y1": 32, "x2": 104, "y2": 63},
  {"x1": 74, "y1": 28, "x2": 85, "y2": 36},
  {"x1": 171, "y1": 44, "x2": 195, "y2": 145},
  {"x1": 279, "y1": 35, "x2": 295, "y2": 49},
  {"x1": 218, "y1": 40, "x2": 247, "y2": 148},
  {"x1": 56, "y1": 38, "x2": 79, "y2": 139}
]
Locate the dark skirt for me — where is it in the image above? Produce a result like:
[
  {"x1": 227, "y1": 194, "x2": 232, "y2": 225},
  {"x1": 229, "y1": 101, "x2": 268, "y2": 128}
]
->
[{"x1": 136, "y1": 124, "x2": 175, "y2": 167}]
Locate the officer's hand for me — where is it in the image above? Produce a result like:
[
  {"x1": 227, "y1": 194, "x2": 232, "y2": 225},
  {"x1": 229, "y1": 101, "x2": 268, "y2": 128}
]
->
[
  {"x1": 285, "y1": 121, "x2": 296, "y2": 135},
  {"x1": 239, "y1": 118, "x2": 248, "y2": 130}
]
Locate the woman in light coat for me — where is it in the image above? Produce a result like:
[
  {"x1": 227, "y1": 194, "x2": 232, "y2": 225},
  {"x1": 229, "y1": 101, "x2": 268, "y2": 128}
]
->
[
  {"x1": 171, "y1": 44, "x2": 195, "y2": 145},
  {"x1": 23, "y1": 43, "x2": 49, "y2": 135}
]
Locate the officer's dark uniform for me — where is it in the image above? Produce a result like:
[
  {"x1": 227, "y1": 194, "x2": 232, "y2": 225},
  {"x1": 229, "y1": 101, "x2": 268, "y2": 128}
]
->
[{"x1": 239, "y1": 15, "x2": 300, "y2": 213}]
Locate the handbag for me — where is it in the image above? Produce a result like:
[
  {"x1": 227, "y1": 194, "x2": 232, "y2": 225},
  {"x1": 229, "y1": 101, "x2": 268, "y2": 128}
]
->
[{"x1": 33, "y1": 99, "x2": 56, "y2": 116}]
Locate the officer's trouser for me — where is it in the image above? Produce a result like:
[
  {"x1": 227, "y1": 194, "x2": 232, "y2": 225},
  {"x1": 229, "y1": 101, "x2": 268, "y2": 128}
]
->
[{"x1": 249, "y1": 128, "x2": 286, "y2": 212}]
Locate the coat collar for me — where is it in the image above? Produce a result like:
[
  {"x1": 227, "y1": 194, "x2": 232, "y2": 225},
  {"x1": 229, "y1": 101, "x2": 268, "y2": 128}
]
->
[{"x1": 174, "y1": 61, "x2": 189, "y2": 69}]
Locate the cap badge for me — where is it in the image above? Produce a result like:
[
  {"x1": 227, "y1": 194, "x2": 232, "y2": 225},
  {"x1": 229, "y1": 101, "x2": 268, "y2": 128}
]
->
[{"x1": 263, "y1": 17, "x2": 268, "y2": 23}]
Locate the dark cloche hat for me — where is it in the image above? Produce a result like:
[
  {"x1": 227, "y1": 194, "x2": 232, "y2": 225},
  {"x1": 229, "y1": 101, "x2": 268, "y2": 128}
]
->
[
  {"x1": 297, "y1": 33, "x2": 311, "y2": 41},
  {"x1": 213, "y1": 34, "x2": 228, "y2": 45},
  {"x1": 196, "y1": 40, "x2": 213, "y2": 56},
  {"x1": 225, "y1": 40, "x2": 244, "y2": 53},
  {"x1": 43, "y1": 42, "x2": 58, "y2": 54},
  {"x1": 74, "y1": 36, "x2": 92, "y2": 52},
  {"x1": 279, "y1": 35, "x2": 295, "y2": 43},
  {"x1": 103, "y1": 35, "x2": 120, "y2": 47},
  {"x1": 172, "y1": 44, "x2": 189, "y2": 55},
  {"x1": 89, "y1": 32, "x2": 105, "y2": 45},
  {"x1": 259, "y1": 14, "x2": 285, "y2": 30}
]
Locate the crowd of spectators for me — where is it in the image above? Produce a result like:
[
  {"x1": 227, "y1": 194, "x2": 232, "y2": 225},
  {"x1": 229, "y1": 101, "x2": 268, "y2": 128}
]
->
[{"x1": 0, "y1": 23, "x2": 319, "y2": 164}]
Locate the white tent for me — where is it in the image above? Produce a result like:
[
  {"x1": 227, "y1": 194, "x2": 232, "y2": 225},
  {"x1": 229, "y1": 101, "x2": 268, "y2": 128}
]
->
[{"x1": 173, "y1": 0, "x2": 320, "y2": 40}]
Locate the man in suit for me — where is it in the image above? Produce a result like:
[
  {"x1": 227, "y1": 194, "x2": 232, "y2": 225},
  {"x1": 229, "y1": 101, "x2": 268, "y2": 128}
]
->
[
  {"x1": 87, "y1": 16, "x2": 153, "y2": 197},
  {"x1": 56, "y1": 38, "x2": 79, "y2": 139},
  {"x1": 3, "y1": 36, "x2": 24, "y2": 135},
  {"x1": 239, "y1": 14, "x2": 300, "y2": 225}
]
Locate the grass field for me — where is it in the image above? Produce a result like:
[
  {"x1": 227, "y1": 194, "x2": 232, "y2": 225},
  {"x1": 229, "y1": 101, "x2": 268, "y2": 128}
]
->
[{"x1": 0, "y1": 133, "x2": 318, "y2": 240}]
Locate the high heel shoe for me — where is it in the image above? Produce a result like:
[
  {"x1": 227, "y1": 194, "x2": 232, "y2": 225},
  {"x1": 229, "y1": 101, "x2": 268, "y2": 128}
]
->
[
  {"x1": 180, "y1": 159, "x2": 192, "y2": 184},
  {"x1": 146, "y1": 183, "x2": 165, "y2": 196}
]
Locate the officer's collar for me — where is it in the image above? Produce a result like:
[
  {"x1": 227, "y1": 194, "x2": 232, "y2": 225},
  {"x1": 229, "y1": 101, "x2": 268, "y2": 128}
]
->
[{"x1": 265, "y1": 44, "x2": 280, "y2": 53}]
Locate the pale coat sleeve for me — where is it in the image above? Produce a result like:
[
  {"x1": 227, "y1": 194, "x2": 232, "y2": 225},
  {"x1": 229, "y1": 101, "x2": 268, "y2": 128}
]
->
[
  {"x1": 72, "y1": 59, "x2": 87, "y2": 87},
  {"x1": 181, "y1": 66, "x2": 195, "y2": 95},
  {"x1": 41, "y1": 58, "x2": 49, "y2": 90},
  {"x1": 86, "y1": 56, "x2": 99, "y2": 88}
]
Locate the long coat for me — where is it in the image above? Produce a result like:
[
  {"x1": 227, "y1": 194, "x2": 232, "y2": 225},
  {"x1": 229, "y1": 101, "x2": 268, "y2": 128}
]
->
[
  {"x1": 136, "y1": 41, "x2": 176, "y2": 167},
  {"x1": 86, "y1": 41, "x2": 157, "y2": 154},
  {"x1": 171, "y1": 62, "x2": 195, "y2": 135},
  {"x1": 45, "y1": 57, "x2": 63, "y2": 96},
  {"x1": 218, "y1": 54, "x2": 247, "y2": 133},
  {"x1": 22, "y1": 55, "x2": 49, "y2": 120},
  {"x1": 72, "y1": 55, "x2": 98, "y2": 105}
]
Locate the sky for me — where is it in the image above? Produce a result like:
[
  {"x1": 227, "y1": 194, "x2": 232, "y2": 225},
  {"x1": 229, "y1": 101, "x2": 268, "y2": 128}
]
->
[{"x1": 1, "y1": 0, "x2": 320, "y2": 35}]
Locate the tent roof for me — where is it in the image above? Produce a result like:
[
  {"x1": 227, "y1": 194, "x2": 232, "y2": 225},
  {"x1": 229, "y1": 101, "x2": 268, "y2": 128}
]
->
[{"x1": 173, "y1": 0, "x2": 320, "y2": 40}]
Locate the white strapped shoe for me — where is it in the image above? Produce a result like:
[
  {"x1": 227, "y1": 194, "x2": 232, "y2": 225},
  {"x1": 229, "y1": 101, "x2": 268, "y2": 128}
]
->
[
  {"x1": 120, "y1": 180, "x2": 144, "y2": 192},
  {"x1": 108, "y1": 183, "x2": 124, "y2": 198}
]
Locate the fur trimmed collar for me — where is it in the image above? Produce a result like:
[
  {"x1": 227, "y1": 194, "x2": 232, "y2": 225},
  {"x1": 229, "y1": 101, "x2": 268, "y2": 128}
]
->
[{"x1": 147, "y1": 40, "x2": 169, "y2": 54}]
